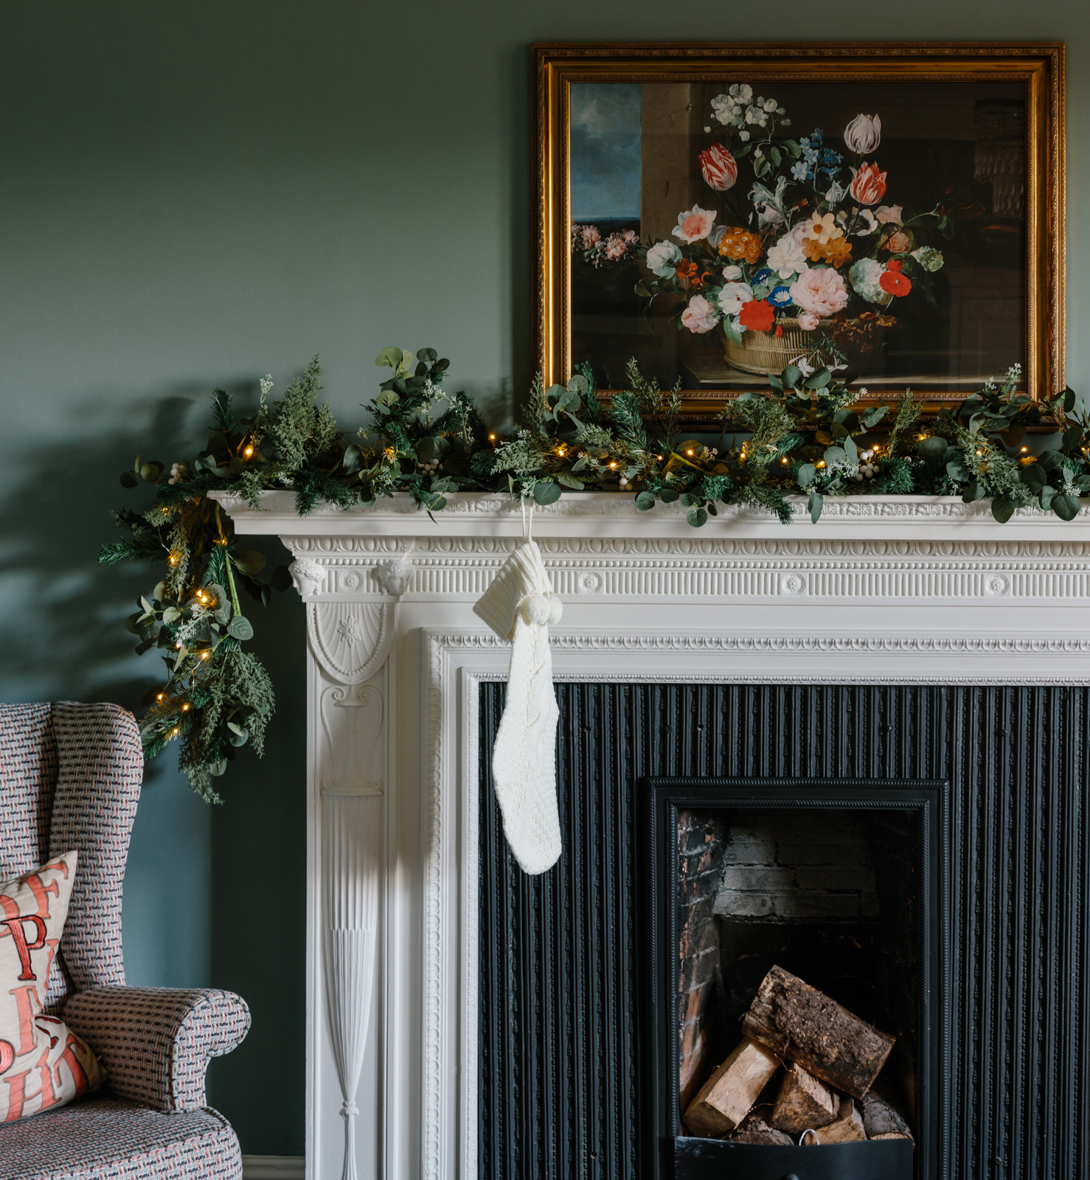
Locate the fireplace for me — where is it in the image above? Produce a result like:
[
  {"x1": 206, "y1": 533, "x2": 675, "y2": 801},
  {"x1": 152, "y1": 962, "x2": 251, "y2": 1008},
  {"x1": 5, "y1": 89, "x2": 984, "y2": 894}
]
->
[
  {"x1": 216, "y1": 490, "x2": 1090, "y2": 1180},
  {"x1": 649, "y1": 779, "x2": 942, "y2": 1179}
]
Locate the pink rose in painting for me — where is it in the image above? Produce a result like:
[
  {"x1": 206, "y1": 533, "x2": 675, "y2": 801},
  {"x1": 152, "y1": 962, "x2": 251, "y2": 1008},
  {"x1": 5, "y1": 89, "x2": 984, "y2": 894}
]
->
[
  {"x1": 580, "y1": 225, "x2": 600, "y2": 249},
  {"x1": 681, "y1": 294, "x2": 718, "y2": 334},
  {"x1": 622, "y1": 229, "x2": 638, "y2": 243},
  {"x1": 796, "y1": 312, "x2": 820, "y2": 331},
  {"x1": 849, "y1": 162, "x2": 888, "y2": 206},
  {"x1": 875, "y1": 204, "x2": 903, "y2": 225},
  {"x1": 881, "y1": 230, "x2": 912, "y2": 254},
  {"x1": 672, "y1": 204, "x2": 717, "y2": 244},
  {"x1": 699, "y1": 143, "x2": 739, "y2": 192},
  {"x1": 603, "y1": 234, "x2": 628, "y2": 260},
  {"x1": 789, "y1": 265, "x2": 849, "y2": 318}
]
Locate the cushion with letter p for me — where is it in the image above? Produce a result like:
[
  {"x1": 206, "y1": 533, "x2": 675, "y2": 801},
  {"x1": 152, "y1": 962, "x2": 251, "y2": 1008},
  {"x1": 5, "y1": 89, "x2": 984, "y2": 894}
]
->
[{"x1": 0, "y1": 850, "x2": 106, "y2": 1121}]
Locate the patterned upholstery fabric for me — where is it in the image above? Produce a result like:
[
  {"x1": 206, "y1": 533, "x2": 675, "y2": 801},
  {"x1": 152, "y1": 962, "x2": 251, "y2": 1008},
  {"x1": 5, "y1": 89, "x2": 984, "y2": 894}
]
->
[
  {"x1": 0, "y1": 1094, "x2": 242, "y2": 1180},
  {"x1": 0, "y1": 704, "x2": 59, "y2": 879},
  {"x1": 0, "y1": 704, "x2": 68, "y2": 1010},
  {"x1": 49, "y1": 701, "x2": 142, "y2": 997},
  {"x1": 0, "y1": 703, "x2": 248, "y2": 1179},
  {"x1": 63, "y1": 986, "x2": 251, "y2": 1113}
]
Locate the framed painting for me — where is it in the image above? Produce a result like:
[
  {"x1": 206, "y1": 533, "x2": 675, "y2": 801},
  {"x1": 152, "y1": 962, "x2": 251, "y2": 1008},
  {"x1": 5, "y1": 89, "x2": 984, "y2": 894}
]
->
[{"x1": 533, "y1": 43, "x2": 1064, "y2": 421}]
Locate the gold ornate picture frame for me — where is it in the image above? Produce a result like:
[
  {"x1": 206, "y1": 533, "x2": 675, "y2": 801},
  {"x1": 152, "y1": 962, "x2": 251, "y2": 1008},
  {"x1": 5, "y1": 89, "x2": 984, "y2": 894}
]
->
[{"x1": 533, "y1": 42, "x2": 1064, "y2": 420}]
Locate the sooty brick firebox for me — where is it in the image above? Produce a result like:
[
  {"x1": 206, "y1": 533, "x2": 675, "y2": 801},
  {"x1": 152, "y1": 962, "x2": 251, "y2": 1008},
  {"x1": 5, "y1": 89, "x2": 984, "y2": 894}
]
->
[
  {"x1": 676, "y1": 808, "x2": 917, "y2": 1111},
  {"x1": 656, "y1": 783, "x2": 938, "y2": 1180}
]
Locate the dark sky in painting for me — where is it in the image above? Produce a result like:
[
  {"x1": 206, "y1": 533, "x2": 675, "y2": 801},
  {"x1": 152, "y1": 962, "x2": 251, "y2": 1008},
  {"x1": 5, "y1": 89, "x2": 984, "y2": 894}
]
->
[{"x1": 570, "y1": 83, "x2": 642, "y2": 220}]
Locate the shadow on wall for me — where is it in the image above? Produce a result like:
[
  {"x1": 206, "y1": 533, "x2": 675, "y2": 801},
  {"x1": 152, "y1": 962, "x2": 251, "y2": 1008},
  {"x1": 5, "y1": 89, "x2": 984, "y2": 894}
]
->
[{"x1": 0, "y1": 384, "x2": 307, "y2": 1156}]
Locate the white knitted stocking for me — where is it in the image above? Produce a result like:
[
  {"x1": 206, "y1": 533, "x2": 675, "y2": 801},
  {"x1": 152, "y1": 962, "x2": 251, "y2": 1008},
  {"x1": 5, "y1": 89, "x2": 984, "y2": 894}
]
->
[
  {"x1": 473, "y1": 538, "x2": 563, "y2": 875},
  {"x1": 491, "y1": 610, "x2": 561, "y2": 874}
]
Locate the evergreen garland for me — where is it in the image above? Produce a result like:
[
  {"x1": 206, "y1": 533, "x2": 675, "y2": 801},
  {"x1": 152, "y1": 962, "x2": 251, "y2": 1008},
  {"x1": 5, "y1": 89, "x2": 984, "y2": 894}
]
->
[{"x1": 102, "y1": 349, "x2": 1090, "y2": 800}]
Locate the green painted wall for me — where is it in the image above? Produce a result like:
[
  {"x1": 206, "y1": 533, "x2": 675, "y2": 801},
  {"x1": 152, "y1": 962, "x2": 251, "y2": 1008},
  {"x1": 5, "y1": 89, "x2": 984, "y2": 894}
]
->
[{"x1": 0, "y1": 1, "x2": 1083, "y2": 1157}]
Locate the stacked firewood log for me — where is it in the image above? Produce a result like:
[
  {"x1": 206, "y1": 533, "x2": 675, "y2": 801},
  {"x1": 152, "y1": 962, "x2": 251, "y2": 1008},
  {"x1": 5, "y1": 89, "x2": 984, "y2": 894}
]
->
[{"x1": 683, "y1": 966, "x2": 913, "y2": 1147}]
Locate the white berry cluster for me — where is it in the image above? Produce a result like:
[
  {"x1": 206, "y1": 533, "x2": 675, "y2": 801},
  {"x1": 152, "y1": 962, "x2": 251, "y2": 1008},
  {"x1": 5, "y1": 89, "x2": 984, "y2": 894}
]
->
[
  {"x1": 168, "y1": 462, "x2": 188, "y2": 486},
  {"x1": 852, "y1": 449, "x2": 879, "y2": 482},
  {"x1": 418, "y1": 459, "x2": 442, "y2": 476}
]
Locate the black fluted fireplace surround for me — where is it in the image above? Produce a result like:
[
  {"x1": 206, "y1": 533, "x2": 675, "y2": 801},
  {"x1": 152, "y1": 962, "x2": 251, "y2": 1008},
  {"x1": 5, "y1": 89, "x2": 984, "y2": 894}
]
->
[{"x1": 478, "y1": 682, "x2": 1090, "y2": 1180}]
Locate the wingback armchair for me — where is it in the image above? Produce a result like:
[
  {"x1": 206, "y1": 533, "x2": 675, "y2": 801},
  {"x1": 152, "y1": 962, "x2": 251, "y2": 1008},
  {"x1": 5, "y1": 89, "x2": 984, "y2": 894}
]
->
[{"x1": 0, "y1": 702, "x2": 250, "y2": 1180}]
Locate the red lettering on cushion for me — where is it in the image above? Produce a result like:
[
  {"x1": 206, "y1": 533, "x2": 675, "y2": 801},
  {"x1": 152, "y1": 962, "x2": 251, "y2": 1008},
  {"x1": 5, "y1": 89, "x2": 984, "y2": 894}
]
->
[
  {"x1": 52, "y1": 1033, "x2": 90, "y2": 1099},
  {"x1": 2, "y1": 1044, "x2": 56, "y2": 1121},
  {"x1": 0, "y1": 1041, "x2": 13, "y2": 1074},
  {"x1": 39, "y1": 938, "x2": 59, "y2": 991},
  {"x1": 0, "y1": 916, "x2": 46, "y2": 981},
  {"x1": 22, "y1": 872, "x2": 61, "y2": 920},
  {"x1": 7, "y1": 985, "x2": 42, "y2": 1056}
]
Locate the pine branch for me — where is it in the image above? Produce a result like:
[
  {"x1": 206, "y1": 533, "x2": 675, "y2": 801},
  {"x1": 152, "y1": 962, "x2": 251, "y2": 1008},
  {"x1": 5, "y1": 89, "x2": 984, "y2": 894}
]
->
[
  {"x1": 210, "y1": 388, "x2": 234, "y2": 432},
  {"x1": 607, "y1": 390, "x2": 648, "y2": 451}
]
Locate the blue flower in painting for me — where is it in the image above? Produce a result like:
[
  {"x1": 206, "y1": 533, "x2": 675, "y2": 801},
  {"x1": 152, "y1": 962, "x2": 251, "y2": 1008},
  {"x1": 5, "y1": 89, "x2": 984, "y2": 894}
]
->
[
  {"x1": 818, "y1": 145, "x2": 844, "y2": 180},
  {"x1": 768, "y1": 285, "x2": 793, "y2": 307},
  {"x1": 799, "y1": 129, "x2": 823, "y2": 175},
  {"x1": 791, "y1": 159, "x2": 811, "y2": 181},
  {"x1": 752, "y1": 268, "x2": 774, "y2": 286}
]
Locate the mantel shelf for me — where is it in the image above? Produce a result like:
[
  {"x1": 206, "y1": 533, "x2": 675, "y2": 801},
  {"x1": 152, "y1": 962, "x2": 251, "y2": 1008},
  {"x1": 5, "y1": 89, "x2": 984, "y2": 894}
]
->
[{"x1": 211, "y1": 490, "x2": 1090, "y2": 544}]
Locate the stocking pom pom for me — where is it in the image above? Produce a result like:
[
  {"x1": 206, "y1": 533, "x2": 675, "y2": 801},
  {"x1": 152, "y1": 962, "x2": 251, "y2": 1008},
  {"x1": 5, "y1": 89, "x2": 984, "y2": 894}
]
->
[{"x1": 524, "y1": 594, "x2": 551, "y2": 625}]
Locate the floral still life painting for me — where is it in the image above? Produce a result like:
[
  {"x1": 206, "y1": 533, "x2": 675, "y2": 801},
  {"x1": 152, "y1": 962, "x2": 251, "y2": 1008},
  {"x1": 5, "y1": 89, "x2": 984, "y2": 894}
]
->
[
  {"x1": 541, "y1": 45, "x2": 1063, "y2": 414},
  {"x1": 637, "y1": 88, "x2": 950, "y2": 385}
]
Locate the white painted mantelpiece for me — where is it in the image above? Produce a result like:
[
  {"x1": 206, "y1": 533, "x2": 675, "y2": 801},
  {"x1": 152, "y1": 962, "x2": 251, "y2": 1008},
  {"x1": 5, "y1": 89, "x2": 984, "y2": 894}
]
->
[{"x1": 213, "y1": 490, "x2": 1090, "y2": 1180}]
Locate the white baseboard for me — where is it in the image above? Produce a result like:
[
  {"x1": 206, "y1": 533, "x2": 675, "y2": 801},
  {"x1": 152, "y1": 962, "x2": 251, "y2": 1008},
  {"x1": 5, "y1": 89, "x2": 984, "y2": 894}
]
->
[{"x1": 241, "y1": 1157, "x2": 306, "y2": 1180}]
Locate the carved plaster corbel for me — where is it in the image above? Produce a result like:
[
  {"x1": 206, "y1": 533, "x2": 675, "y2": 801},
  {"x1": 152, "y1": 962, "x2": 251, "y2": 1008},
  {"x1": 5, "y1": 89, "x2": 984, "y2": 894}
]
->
[
  {"x1": 307, "y1": 582, "x2": 400, "y2": 1179},
  {"x1": 289, "y1": 557, "x2": 325, "y2": 598},
  {"x1": 374, "y1": 555, "x2": 415, "y2": 598},
  {"x1": 308, "y1": 602, "x2": 396, "y2": 685}
]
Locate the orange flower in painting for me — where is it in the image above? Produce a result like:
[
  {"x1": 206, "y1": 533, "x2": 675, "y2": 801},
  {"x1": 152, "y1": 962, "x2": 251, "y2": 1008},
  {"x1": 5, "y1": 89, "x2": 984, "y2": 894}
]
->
[
  {"x1": 803, "y1": 238, "x2": 827, "y2": 263},
  {"x1": 717, "y1": 228, "x2": 763, "y2": 267},
  {"x1": 825, "y1": 238, "x2": 853, "y2": 269}
]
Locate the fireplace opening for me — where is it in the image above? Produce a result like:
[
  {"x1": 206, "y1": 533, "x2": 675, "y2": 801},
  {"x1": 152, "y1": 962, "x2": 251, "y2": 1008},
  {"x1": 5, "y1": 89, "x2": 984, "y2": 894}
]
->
[{"x1": 644, "y1": 779, "x2": 942, "y2": 1180}]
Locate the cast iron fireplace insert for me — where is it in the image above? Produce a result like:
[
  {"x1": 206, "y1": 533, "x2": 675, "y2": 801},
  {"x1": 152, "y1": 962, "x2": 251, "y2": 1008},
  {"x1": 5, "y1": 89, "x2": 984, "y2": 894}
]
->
[{"x1": 640, "y1": 777, "x2": 946, "y2": 1180}]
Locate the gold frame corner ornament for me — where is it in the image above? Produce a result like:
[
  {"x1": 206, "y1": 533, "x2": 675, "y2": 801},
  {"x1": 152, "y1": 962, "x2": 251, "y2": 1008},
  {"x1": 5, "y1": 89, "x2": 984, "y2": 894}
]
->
[{"x1": 532, "y1": 41, "x2": 1065, "y2": 420}]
